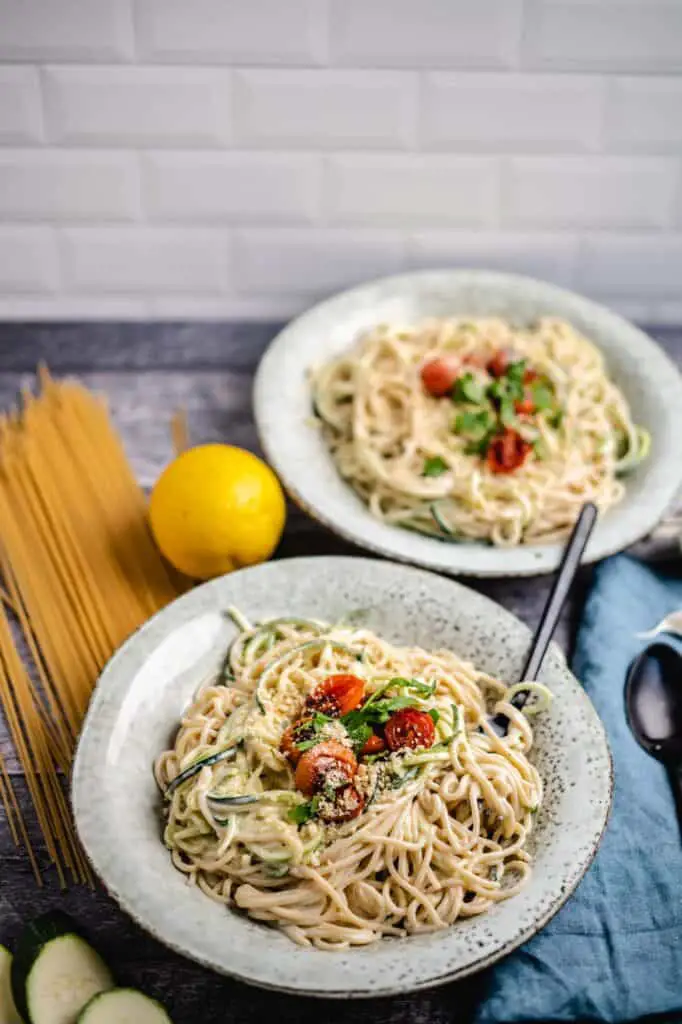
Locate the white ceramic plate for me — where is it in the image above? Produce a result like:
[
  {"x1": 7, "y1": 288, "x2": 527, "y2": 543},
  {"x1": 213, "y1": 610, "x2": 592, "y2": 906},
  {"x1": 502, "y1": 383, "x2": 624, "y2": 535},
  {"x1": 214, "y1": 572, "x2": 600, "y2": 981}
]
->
[
  {"x1": 73, "y1": 557, "x2": 612, "y2": 998},
  {"x1": 254, "y1": 270, "x2": 682, "y2": 577}
]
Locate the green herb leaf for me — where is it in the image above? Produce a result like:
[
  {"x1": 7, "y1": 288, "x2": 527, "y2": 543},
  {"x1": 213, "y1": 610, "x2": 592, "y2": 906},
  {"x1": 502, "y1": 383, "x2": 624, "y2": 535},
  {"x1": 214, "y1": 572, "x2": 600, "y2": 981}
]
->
[
  {"x1": 499, "y1": 398, "x2": 517, "y2": 428},
  {"x1": 387, "y1": 677, "x2": 437, "y2": 697},
  {"x1": 530, "y1": 382, "x2": 553, "y2": 411},
  {"x1": 464, "y1": 436, "x2": 493, "y2": 456},
  {"x1": 288, "y1": 796, "x2": 320, "y2": 825},
  {"x1": 338, "y1": 710, "x2": 374, "y2": 751},
  {"x1": 548, "y1": 409, "x2": 564, "y2": 430},
  {"x1": 428, "y1": 708, "x2": 440, "y2": 725},
  {"x1": 506, "y1": 359, "x2": 527, "y2": 384},
  {"x1": 454, "y1": 409, "x2": 494, "y2": 439},
  {"x1": 294, "y1": 711, "x2": 331, "y2": 750},
  {"x1": 295, "y1": 738, "x2": 318, "y2": 753},
  {"x1": 452, "y1": 373, "x2": 485, "y2": 405},
  {"x1": 422, "y1": 455, "x2": 448, "y2": 478}
]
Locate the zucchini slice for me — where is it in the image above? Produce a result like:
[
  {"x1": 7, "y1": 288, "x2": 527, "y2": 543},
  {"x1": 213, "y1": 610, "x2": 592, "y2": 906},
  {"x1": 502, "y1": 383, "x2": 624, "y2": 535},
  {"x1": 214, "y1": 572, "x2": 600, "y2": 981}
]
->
[
  {"x1": 11, "y1": 911, "x2": 113, "y2": 1024},
  {"x1": 164, "y1": 745, "x2": 238, "y2": 797},
  {"x1": 77, "y1": 988, "x2": 172, "y2": 1023},
  {"x1": 0, "y1": 944, "x2": 20, "y2": 1024}
]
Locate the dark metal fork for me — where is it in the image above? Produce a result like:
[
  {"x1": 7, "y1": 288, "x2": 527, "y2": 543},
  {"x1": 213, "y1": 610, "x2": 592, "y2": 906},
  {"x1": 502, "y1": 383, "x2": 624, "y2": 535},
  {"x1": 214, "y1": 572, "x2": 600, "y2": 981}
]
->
[{"x1": 488, "y1": 502, "x2": 598, "y2": 737}]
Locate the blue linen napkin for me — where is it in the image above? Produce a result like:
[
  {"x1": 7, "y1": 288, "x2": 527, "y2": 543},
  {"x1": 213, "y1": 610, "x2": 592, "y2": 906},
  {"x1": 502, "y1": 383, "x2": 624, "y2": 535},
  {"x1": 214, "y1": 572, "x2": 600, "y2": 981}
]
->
[{"x1": 474, "y1": 555, "x2": 682, "y2": 1023}]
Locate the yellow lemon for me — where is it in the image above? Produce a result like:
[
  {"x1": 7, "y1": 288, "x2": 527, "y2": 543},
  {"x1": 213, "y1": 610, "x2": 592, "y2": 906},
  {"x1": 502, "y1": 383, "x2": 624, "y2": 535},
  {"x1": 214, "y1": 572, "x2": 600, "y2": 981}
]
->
[{"x1": 149, "y1": 444, "x2": 286, "y2": 580}]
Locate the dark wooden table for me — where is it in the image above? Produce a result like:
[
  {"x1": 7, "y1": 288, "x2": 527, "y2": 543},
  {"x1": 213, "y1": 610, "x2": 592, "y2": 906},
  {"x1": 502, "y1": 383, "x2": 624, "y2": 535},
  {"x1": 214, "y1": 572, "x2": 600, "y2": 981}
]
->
[{"x1": 1, "y1": 323, "x2": 681, "y2": 1024}]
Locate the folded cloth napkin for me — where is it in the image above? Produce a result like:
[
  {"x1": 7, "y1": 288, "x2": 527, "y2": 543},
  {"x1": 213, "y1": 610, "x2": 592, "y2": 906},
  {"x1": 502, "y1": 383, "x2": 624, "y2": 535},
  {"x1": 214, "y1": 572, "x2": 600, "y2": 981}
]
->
[{"x1": 474, "y1": 555, "x2": 682, "y2": 1023}]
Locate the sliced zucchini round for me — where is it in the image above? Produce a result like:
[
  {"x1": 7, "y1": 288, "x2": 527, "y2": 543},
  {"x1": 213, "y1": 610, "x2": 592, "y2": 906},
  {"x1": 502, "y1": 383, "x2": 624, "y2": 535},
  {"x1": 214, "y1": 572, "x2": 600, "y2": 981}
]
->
[
  {"x1": 77, "y1": 988, "x2": 172, "y2": 1023},
  {"x1": 0, "y1": 944, "x2": 21, "y2": 1023},
  {"x1": 11, "y1": 911, "x2": 113, "y2": 1024}
]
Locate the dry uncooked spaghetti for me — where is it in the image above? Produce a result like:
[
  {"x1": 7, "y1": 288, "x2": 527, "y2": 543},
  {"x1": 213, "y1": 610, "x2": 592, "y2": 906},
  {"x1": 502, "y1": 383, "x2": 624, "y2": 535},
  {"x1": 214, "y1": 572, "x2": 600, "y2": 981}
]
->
[
  {"x1": 312, "y1": 317, "x2": 649, "y2": 546},
  {"x1": 0, "y1": 369, "x2": 186, "y2": 885},
  {"x1": 156, "y1": 613, "x2": 547, "y2": 949}
]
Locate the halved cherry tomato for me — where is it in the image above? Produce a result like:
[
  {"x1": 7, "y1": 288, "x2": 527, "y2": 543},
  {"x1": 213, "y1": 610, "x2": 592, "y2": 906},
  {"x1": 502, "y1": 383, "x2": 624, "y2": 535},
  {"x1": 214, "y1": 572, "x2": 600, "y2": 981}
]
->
[
  {"x1": 306, "y1": 674, "x2": 365, "y2": 718},
  {"x1": 280, "y1": 718, "x2": 312, "y2": 765},
  {"x1": 384, "y1": 708, "x2": 436, "y2": 752},
  {"x1": 319, "y1": 784, "x2": 365, "y2": 823},
  {"x1": 515, "y1": 392, "x2": 535, "y2": 415},
  {"x1": 295, "y1": 740, "x2": 357, "y2": 796},
  {"x1": 523, "y1": 368, "x2": 539, "y2": 385},
  {"x1": 420, "y1": 357, "x2": 460, "y2": 398},
  {"x1": 360, "y1": 732, "x2": 386, "y2": 757},
  {"x1": 486, "y1": 429, "x2": 532, "y2": 475},
  {"x1": 486, "y1": 350, "x2": 511, "y2": 378}
]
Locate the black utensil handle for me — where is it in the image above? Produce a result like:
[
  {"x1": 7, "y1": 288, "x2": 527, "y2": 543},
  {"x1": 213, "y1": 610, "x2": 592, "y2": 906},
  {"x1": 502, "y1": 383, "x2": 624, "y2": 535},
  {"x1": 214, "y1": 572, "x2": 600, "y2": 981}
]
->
[
  {"x1": 667, "y1": 762, "x2": 682, "y2": 845},
  {"x1": 517, "y1": 502, "x2": 598, "y2": 694}
]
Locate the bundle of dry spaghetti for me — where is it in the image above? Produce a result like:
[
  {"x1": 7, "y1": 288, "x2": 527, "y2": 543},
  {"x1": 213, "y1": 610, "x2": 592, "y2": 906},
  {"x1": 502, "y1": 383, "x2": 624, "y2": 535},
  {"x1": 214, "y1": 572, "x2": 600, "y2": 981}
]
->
[{"x1": 0, "y1": 367, "x2": 186, "y2": 886}]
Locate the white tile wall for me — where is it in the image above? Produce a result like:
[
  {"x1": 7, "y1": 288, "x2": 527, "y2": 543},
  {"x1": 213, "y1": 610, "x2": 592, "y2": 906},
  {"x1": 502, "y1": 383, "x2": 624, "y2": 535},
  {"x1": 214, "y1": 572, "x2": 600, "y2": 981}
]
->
[{"x1": 0, "y1": 0, "x2": 679, "y2": 320}]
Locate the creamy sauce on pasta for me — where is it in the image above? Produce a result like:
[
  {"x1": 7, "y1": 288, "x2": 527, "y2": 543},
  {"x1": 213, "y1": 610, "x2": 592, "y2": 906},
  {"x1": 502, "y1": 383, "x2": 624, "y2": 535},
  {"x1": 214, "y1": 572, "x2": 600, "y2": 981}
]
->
[
  {"x1": 311, "y1": 317, "x2": 649, "y2": 546},
  {"x1": 156, "y1": 612, "x2": 546, "y2": 949}
]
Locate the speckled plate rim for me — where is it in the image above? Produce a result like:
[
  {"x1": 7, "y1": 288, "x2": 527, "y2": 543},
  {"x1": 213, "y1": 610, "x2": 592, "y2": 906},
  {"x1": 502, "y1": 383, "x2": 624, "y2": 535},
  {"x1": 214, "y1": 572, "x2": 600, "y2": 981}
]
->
[
  {"x1": 72, "y1": 556, "x2": 612, "y2": 998},
  {"x1": 254, "y1": 269, "x2": 682, "y2": 577}
]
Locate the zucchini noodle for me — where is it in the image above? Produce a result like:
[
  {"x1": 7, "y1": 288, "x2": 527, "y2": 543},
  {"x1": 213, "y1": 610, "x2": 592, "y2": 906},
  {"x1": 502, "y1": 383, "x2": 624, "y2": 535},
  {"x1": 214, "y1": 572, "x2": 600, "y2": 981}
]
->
[
  {"x1": 311, "y1": 317, "x2": 650, "y2": 546},
  {"x1": 155, "y1": 614, "x2": 546, "y2": 949}
]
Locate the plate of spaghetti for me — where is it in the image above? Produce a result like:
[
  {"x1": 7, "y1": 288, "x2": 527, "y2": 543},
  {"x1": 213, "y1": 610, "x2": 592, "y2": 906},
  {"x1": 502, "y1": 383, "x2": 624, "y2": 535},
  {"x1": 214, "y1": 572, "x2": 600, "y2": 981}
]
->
[
  {"x1": 73, "y1": 557, "x2": 612, "y2": 997},
  {"x1": 254, "y1": 270, "x2": 682, "y2": 576}
]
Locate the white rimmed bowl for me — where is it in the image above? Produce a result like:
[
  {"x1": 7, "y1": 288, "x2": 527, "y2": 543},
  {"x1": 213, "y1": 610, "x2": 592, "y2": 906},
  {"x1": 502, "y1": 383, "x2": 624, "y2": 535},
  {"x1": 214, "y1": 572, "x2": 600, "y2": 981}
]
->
[
  {"x1": 254, "y1": 270, "x2": 682, "y2": 577},
  {"x1": 73, "y1": 556, "x2": 612, "y2": 998}
]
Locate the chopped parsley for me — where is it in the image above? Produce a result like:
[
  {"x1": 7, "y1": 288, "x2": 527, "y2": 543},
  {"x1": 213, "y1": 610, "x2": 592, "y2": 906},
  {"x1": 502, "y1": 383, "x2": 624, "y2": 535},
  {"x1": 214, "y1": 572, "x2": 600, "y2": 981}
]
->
[
  {"x1": 452, "y1": 373, "x2": 485, "y2": 405},
  {"x1": 422, "y1": 455, "x2": 448, "y2": 477},
  {"x1": 448, "y1": 354, "x2": 561, "y2": 461},
  {"x1": 530, "y1": 381, "x2": 553, "y2": 411},
  {"x1": 288, "y1": 796, "x2": 320, "y2": 825}
]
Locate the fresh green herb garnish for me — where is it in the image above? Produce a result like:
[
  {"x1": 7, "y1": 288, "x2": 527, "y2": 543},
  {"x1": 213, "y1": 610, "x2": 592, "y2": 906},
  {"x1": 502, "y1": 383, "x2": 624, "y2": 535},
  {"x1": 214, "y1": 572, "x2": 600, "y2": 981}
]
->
[
  {"x1": 454, "y1": 409, "x2": 495, "y2": 438},
  {"x1": 422, "y1": 455, "x2": 448, "y2": 477},
  {"x1": 385, "y1": 677, "x2": 437, "y2": 697},
  {"x1": 499, "y1": 398, "x2": 517, "y2": 428},
  {"x1": 428, "y1": 708, "x2": 440, "y2": 725},
  {"x1": 548, "y1": 409, "x2": 564, "y2": 430},
  {"x1": 530, "y1": 382, "x2": 553, "y2": 411},
  {"x1": 288, "y1": 796, "x2": 320, "y2": 825},
  {"x1": 452, "y1": 373, "x2": 485, "y2": 405},
  {"x1": 506, "y1": 359, "x2": 527, "y2": 385}
]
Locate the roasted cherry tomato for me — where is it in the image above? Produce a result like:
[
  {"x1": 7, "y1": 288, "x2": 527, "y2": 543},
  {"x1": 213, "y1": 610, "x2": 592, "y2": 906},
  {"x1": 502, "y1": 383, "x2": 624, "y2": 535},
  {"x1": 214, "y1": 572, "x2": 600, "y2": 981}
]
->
[
  {"x1": 360, "y1": 732, "x2": 386, "y2": 757},
  {"x1": 295, "y1": 740, "x2": 357, "y2": 797},
  {"x1": 306, "y1": 674, "x2": 365, "y2": 717},
  {"x1": 280, "y1": 718, "x2": 313, "y2": 765},
  {"x1": 384, "y1": 708, "x2": 436, "y2": 752},
  {"x1": 319, "y1": 784, "x2": 365, "y2": 823},
  {"x1": 486, "y1": 429, "x2": 532, "y2": 474},
  {"x1": 486, "y1": 350, "x2": 511, "y2": 378},
  {"x1": 515, "y1": 392, "x2": 535, "y2": 415},
  {"x1": 420, "y1": 357, "x2": 460, "y2": 398}
]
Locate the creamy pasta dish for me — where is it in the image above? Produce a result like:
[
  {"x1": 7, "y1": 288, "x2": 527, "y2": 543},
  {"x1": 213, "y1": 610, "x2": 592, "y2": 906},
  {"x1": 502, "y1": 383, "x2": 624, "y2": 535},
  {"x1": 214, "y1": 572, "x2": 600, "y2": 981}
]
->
[
  {"x1": 156, "y1": 611, "x2": 548, "y2": 949},
  {"x1": 311, "y1": 317, "x2": 649, "y2": 546}
]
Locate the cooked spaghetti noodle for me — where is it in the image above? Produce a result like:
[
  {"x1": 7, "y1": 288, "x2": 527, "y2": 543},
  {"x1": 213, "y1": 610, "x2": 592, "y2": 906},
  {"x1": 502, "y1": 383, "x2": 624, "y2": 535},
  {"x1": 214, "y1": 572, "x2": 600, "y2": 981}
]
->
[
  {"x1": 312, "y1": 317, "x2": 649, "y2": 546},
  {"x1": 156, "y1": 613, "x2": 546, "y2": 949}
]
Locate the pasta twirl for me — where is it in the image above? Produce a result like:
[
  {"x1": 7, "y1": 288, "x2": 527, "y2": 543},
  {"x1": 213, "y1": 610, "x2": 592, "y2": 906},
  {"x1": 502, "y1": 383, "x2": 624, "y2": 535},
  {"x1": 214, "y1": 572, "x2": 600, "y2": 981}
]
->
[
  {"x1": 312, "y1": 317, "x2": 649, "y2": 547},
  {"x1": 156, "y1": 613, "x2": 545, "y2": 950}
]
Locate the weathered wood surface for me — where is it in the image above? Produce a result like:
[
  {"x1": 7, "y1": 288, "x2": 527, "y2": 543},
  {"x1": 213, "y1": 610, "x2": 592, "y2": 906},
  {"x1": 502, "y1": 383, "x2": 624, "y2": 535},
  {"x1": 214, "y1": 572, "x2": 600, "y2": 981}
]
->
[{"x1": 0, "y1": 323, "x2": 680, "y2": 1023}]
